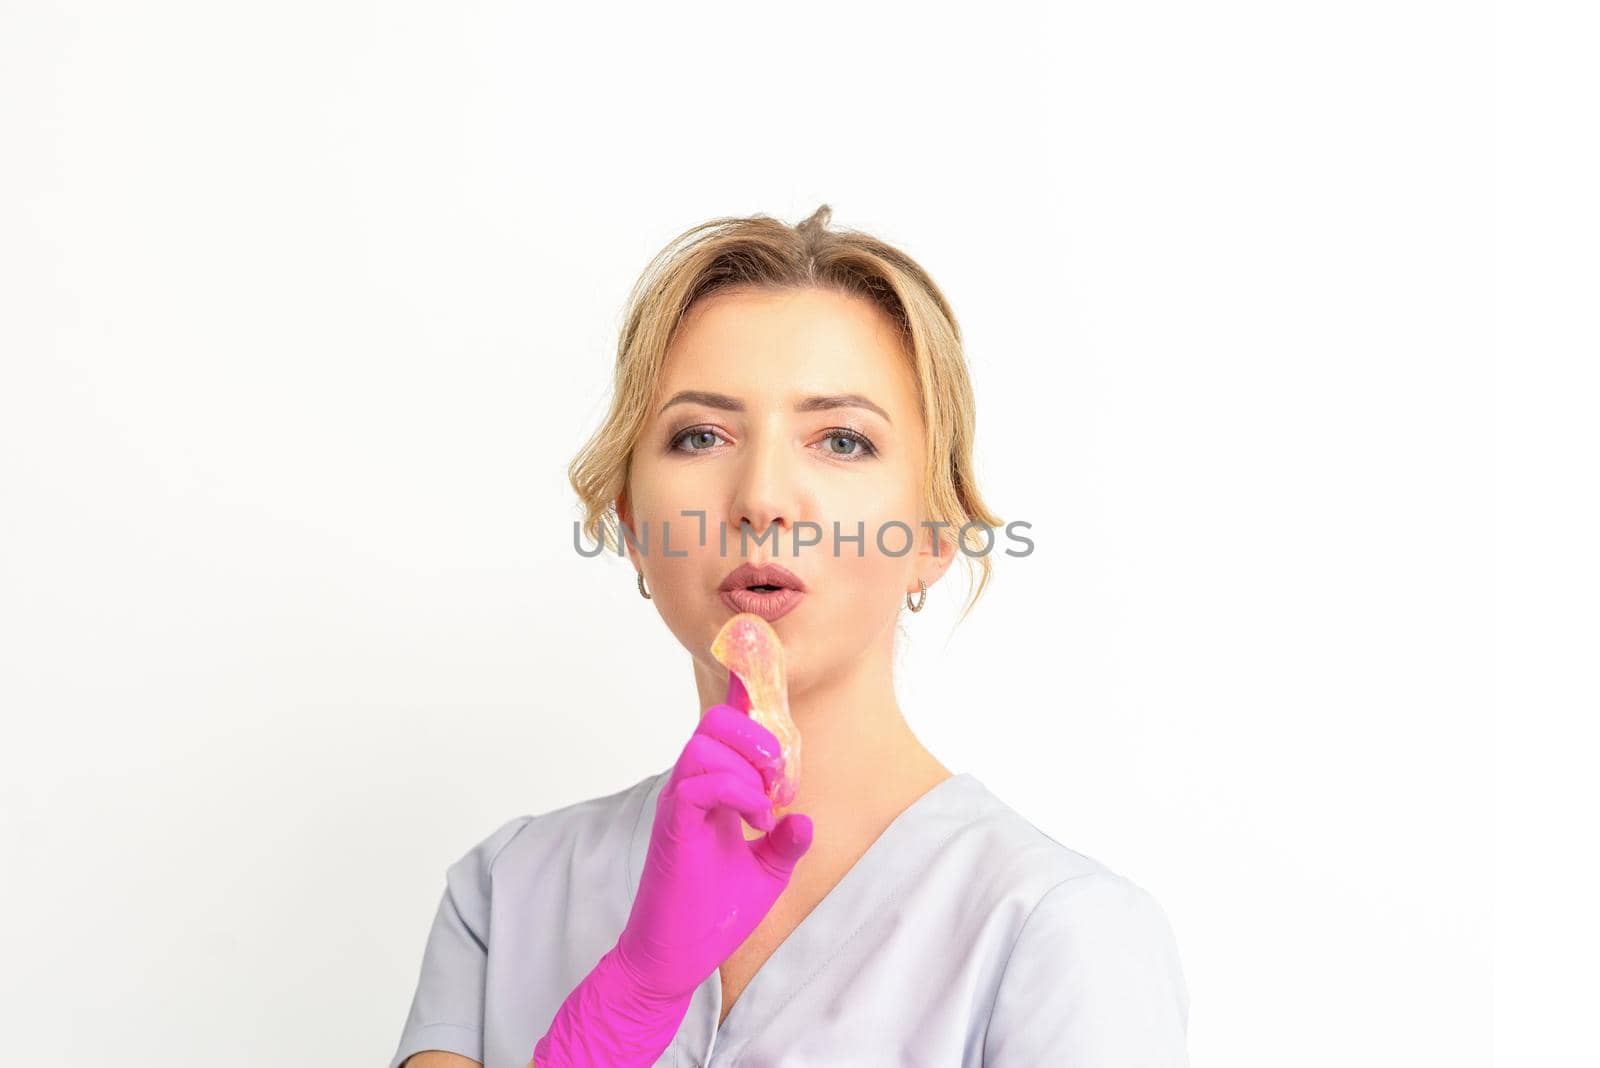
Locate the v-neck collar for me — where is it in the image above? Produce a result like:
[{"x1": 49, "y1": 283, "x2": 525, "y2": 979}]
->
[{"x1": 623, "y1": 768, "x2": 998, "y2": 1066}]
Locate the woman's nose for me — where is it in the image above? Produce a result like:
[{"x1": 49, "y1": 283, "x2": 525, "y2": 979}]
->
[{"x1": 727, "y1": 431, "x2": 802, "y2": 547}]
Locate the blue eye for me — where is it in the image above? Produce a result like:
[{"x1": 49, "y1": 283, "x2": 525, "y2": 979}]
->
[
  {"x1": 820, "y1": 429, "x2": 878, "y2": 460},
  {"x1": 670, "y1": 427, "x2": 727, "y2": 453},
  {"x1": 666, "y1": 425, "x2": 879, "y2": 460}
]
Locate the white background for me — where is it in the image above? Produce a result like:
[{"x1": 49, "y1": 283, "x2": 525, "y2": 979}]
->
[{"x1": 1, "y1": 2, "x2": 1585, "y2": 1066}]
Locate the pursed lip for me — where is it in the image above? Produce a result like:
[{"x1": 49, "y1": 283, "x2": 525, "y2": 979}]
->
[
  {"x1": 718, "y1": 585, "x2": 805, "y2": 622},
  {"x1": 717, "y1": 561, "x2": 807, "y2": 594}
]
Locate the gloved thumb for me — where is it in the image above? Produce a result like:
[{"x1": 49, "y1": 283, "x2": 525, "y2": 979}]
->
[{"x1": 752, "y1": 811, "x2": 813, "y2": 876}]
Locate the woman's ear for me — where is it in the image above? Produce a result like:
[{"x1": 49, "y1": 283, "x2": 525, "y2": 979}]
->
[
  {"x1": 917, "y1": 522, "x2": 961, "y2": 590},
  {"x1": 615, "y1": 491, "x2": 640, "y2": 571}
]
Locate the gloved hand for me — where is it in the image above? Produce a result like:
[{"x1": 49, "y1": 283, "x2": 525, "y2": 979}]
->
[{"x1": 531, "y1": 675, "x2": 815, "y2": 1068}]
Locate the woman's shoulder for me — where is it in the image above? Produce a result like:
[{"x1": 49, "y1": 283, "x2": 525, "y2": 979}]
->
[
  {"x1": 443, "y1": 769, "x2": 663, "y2": 888},
  {"x1": 958, "y1": 776, "x2": 1191, "y2": 1057},
  {"x1": 956, "y1": 775, "x2": 1119, "y2": 878},
  {"x1": 955, "y1": 773, "x2": 1180, "y2": 929}
]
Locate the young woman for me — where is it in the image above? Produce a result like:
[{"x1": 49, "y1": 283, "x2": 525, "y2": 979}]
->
[{"x1": 388, "y1": 207, "x2": 1190, "y2": 1068}]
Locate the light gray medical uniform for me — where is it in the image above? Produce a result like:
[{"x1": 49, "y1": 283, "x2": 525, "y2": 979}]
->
[{"x1": 388, "y1": 768, "x2": 1189, "y2": 1068}]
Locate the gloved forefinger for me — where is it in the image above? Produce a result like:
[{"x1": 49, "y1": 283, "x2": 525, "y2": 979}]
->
[{"x1": 696, "y1": 703, "x2": 785, "y2": 794}]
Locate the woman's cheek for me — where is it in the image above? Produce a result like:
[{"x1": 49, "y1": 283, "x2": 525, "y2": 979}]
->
[{"x1": 831, "y1": 529, "x2": 912, "y2": 608}]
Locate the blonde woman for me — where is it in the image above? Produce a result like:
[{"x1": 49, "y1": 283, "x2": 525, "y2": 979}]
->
[{"x1": 389, "y1": 207, "x2": 1190, "y2": 1068}]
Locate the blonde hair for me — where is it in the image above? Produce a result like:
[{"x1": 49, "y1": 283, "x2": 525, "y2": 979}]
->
[{"x1": 568, "y1": 205, "x2": 1003, "y2": 623}]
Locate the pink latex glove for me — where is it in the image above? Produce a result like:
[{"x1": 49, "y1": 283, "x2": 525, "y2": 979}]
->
[{"x1": 531, "y1": 677, "x2": 815, "y2": 1068}]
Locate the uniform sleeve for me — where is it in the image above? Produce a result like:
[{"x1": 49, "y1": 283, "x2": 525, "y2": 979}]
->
[
  {"x1": 982, "y1": 871, "x2": 1190, "y2": 1067},
  {"x1": 388, "y1": 816, "x2": 533, "y2": 1068}
]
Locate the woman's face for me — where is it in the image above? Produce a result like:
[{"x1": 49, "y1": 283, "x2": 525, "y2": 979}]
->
[{"x1": 618, "y1": 285, "x2": 953, "y2": 699}]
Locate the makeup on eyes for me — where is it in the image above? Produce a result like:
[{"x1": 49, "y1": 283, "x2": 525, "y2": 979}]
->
[{"x1": 666, "y1": 422, "x2": 880, "y2": 459}]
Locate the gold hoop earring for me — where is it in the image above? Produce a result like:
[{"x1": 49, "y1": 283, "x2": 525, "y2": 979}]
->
[
  {"x1": 906, "y1": 578, "x2": 926, "y2": 613},
  {"x1": 637, "y1": 571, "x2": 651, "y2": 600}
]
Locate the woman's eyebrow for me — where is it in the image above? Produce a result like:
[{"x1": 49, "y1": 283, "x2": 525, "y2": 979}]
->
[
  {"x1": 795, "y1": 392, "x2": 893, "y2": 425},
  {"x1": 658, "y1": 390, "x2": 892, "y2": 425}
]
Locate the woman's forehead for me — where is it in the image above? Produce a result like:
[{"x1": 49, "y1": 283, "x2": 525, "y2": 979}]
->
[{"x1": 659, "y1": 288, "x2": 917, "y2": 413}]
